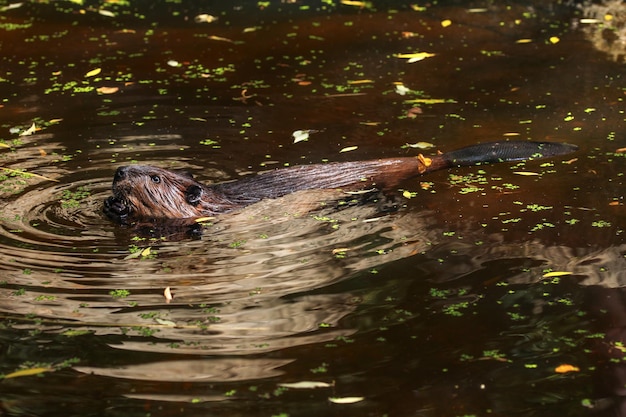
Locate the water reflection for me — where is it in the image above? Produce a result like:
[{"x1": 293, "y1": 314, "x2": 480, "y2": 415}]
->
[{"x1": 1, "y1": 0, "x2": 625, "y2": 415}]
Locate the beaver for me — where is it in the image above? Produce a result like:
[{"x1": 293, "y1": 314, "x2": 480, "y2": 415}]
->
[{"x1": 104, "y1": 141, "x2": 577, "y2": 224}]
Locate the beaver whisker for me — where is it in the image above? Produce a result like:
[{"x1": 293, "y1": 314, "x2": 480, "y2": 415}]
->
[{"x1": 103, "y1": 141, "x2": 577, "y2": 223}]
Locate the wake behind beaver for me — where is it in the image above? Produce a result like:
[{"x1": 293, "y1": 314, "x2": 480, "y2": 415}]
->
[{"x1": 103, "y1": 140, "x2": 577, "y2": 225}]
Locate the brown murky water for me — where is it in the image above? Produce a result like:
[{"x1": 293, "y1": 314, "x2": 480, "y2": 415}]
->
[{"x1": 0, "y1": 1, "x2": 625, "y2": 416}]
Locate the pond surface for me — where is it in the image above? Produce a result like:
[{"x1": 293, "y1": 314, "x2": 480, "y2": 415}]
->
[{"x1": 1, "y1": 0, "x2": 625, "y2": 416}]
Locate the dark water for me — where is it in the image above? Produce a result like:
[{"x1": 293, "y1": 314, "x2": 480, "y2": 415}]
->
[{"x1": 1, "y1": 0, "x2": 625, "y2": 416}]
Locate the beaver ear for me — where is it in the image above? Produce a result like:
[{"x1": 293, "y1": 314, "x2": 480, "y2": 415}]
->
[
  {"x1": 185, "y1": 185, "x2": 203, "y2": 205},
  {"x1": 176, "y1": 170, "x2": 195, "y2": 179}
]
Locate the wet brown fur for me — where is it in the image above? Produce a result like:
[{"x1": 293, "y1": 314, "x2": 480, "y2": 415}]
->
[{"x1": 103, "y1": 141, "x2": 578, "y2": 223}]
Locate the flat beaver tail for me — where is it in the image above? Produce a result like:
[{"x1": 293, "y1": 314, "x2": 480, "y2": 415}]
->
[{"x1": 440, "y1": 141, "x2": 578, "y2": 167}]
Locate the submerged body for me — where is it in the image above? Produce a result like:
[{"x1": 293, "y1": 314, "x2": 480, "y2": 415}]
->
[{"x1": 104, "y1": 141, "x2": 577, "y2": 223}]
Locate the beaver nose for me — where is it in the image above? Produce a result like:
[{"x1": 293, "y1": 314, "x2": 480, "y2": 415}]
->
[{"x1": 113, "y1": 166, "x2": 129, "y2": 182}]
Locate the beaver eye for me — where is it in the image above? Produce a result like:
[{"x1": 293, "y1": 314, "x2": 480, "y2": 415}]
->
[{"x1": 150, "y1": 175, "x2": 161, "y2": 183}]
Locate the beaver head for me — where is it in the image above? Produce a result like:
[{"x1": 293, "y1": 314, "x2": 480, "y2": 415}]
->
[{"x1": 104, "y1": 165, "x2": 210, "y2": 222}]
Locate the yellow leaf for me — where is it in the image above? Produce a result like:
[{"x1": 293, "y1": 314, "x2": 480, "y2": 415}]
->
[
  {"x1": 402, "y1": 190, "x2": 412, "y2": 199},
  {"x1": 516, "y1": 39, "x2": 532, "y2": 44},
  {"x1": 140, "y1": 247, "x2": 152, "y2": 257},
  {"x1": 164, "y1": 286, "x2": 173, "y2": 302},
  {"x1": 340, "y1": 146, "x2": 358, "y2": 153},
  {"x1": 329, "y1": 396, "x2": 365, "y2": 404},
  {"x1": 512, "y1": 171, "x2": 540, "y2": 176},
  {"x1": 85, "y1": 68, "x2": 101, "y2": 78},
  {"x1": 542, "y1": 271, "x2": 572, "y2": 278},
  {"x1": 555, "y1": 364, "x2": 579, "y2": 374},
  {"x1": 441, "y1": 19, "x2": 452, "y2": 27},
  {"x1": 97, "y1": 86, "x2": 119, "y2": 94},
  {"x1": 4, "y1": 367, "x2": 53, "y2": 379},
  {"x1": 406, "y1": 142, "x2": 434, "y2": 149},
  {"x1": 195, "y1": 216, "x2": 215, "y2": 223},
  {"x1": 549, "y1": 36, "x2": 560, "y2": 44},
  {"x1": 279, "y1": 381, "x2": 332, "y2": 389},
  {"x1": 395, "y1": 52, "x2": 436, "y2": 62},
  {"x1": 20, "y1": 122, "x2": 37, "y2": 136},
  {"x1": 208, "y1": 35, "x2": 234, "y2": 43}
]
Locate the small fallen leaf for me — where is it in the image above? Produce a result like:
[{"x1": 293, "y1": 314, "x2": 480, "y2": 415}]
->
[
  {"x1": 329, "y1": 396, "x2": 365, "y2": 404},
  {"x1": 208, "y1": 35, "x2": 235, "y2": 43},
  {"x1": 279, "y1": 381, "x2": 332, "y2": 389},
  {"x1": 140, "y1": 247, "x2": 152, "y2": 257},
  {"x1": 4, "y1": 367, "x2": 54, "y2": 379},
  {"x1": 85, "y1": 68, "x2": 101, "y2": 78},
  {"x1": 555, "y1": 364, "x2": 579, "y2": 374},
  {"x1": 549, "y1": 36, "x2": 560, "y2": 44},
  {"x1": 542, "y1": 271, "x2": 572, "y2": 278},
  {"x1": 441, "y1": 19, "x2": 452, "y2": 27},
  {"x1": 406, "y1": 141, "x2": 434, "y2": 149},
  {"x1": 97, "y1": 86, "x2": 119, "y2": 94},
  {"x1": 164, "y1": 287, "x2": 173, "y2": 303},
  {"x1": 194, "y1": 14, "x2": 218, "y2": 23},
  {"x1": 512, "y1": 171, "x2": 540, "y2": 176},
  {"x1": 395, "y1": 84, "x2": 411, "y2": 95},
  {"x1": 98, "y1": 9, "x2": 115, "y2": 17},
  {"x1": 20, "y1": 122, "x2": 37, "y2": 136},
  {"x1": 167, "y1": 60, "x2": 181, "y2": 67},
  {"x1": 332, "y1": 248, "x2": 349, "y2": 254},
  {"x1": 340, "y1": 0, "x2": 371, "y2": 7},
  {"x1": 402, "y1": 190, "x2": 413, "y2": 199},
  {"x1": 516, "y1": 39, "x2": 533, "y2": 44},
  {"x1": 340, "y1": 146, "x2": 358, "y2": 153},
  {"x1": 293, "y1": 130, "x2": 309, "y2": 143},
  {"x1": 0, "y1": 3, "x2": 23, "y2": 12},
  {"x1": 347, "y1": 79, "x2": 374, "y2": 85},
  {"x1": 39, "y1": 148, "x2": 47, "y2": 157},
  {"x1": 395, "y1": 52, "x2": 436, "y2": 63},
  {"x1": 195, "y1": 216, "x2": 215, "y2": 223}
]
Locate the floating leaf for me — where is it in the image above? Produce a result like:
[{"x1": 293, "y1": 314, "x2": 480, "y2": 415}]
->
[
  {"x1": 441, "y1": 19, "x2": 452, "y2": 27},
  {"x1": 293, "y1": 130, "x2": 310, "y2": 143},
  {"x1": 402, "y1": 190, "x2": 413, "y2": 199},
  {"x1": 164, "y1": 287, "x2": 173, "y2": 303},
  {"x1": 140, "y1": 247, "x2": 152, "y2": 257},
  {"x1": 347, "y1": 79, "x2": 374, "y2": 85},
  {"x1": 516, "y1": 39, "x2": 532, "y2": 44},
  {"x1": 194, "y1": 14, "x2": 218, "y2": 23},
  {"x1": 340, "y1": 0, "x2": 371, "y2": 8},
  {"x1": 1, "y1": 3, "x2": 23, "y2": 12},
  {"x1": 167, "y1": 60, "x2": 181, "y2": 67},
  {"x1": 97, "y1": 86, "x2": 119, "y2": 94},
  {"x1": 406, "y1": 141, "x2": 434, "y2": 149},
  {"x1": 512, "y1": 171, "x2": 540, "y2": 176},
  {"x1": 20, "y1": 122, "x2": 37, "y2": 136},
  {"x1": 404, "y1": 98, "x2": 455, "y2": 104},
  {"x1": 0, "y1": 167, "x2": 58, "y2": 182},
  {"x1": 329, "y1": 396, "x2": 365, "y2": 404},
  {"x1": 395, "y1": 84, "x2": 410, "y2": 95},
  {"x1": 555, "y1": 364, "x2": 580, "y2": 374},
  {"x1": 542, "y1": 271, "x2": 572, "y2": 278},
  {"x1": 98, "y1": 9, "x2": 115, "y2": 17},
  {"x1": 340, "y1": 146, "x2": 358, "y2": 153},
  {"x1": 395, "y1": 52, "x2": 436, "y2": 63},
  {"x1": 195, "y1": 216, "x2": 215, "y2": 223},
  {"x1": 85, "y1": 68, "x2": 101, "y2": 78},
  {"x1": 279, "y1": 381, "x2": 332, "y2": 389},
  {"x1": 4, "y1": 367, "x2": 53, "y2": 379},
  {"x1": 549, "y1": 36, "x2": 560, "y2": 44},
  {"x1": 208, "y1": 35, "x2": 235, "y2": 43}
]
